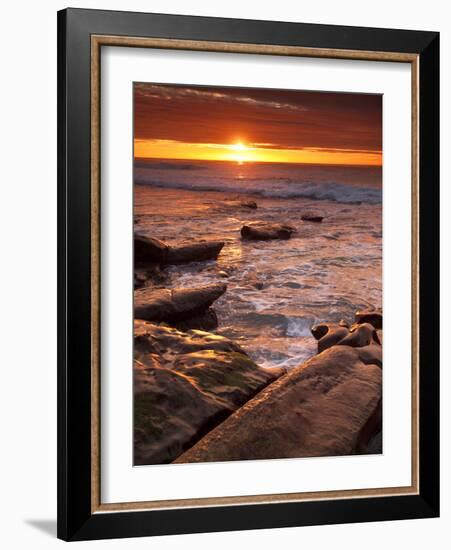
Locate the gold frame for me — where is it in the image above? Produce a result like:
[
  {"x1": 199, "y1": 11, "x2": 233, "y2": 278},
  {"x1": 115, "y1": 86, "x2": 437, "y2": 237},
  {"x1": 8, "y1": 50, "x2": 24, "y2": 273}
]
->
[{"x1": 90, "y1": 35, "x2": 419, "y2": 514}]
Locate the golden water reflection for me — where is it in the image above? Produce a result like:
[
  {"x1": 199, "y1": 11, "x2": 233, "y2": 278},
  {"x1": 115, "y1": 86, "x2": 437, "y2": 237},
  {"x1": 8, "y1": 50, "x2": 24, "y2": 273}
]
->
[{"x1": 217, "y1": 243, "x2": 243, "y2": 269}]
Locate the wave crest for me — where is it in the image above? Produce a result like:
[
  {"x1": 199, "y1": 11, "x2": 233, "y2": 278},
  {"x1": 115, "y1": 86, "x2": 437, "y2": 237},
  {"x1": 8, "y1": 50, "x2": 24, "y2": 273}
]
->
[{"x1": 134, "y1": 176, "x2": 381, "y2": 205}]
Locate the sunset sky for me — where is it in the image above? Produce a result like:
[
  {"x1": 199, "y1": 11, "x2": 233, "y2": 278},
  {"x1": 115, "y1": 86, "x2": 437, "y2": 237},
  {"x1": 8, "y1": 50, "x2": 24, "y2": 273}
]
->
[{"x1": 134, "y1": 83, "x2": 382, "y2": 166}]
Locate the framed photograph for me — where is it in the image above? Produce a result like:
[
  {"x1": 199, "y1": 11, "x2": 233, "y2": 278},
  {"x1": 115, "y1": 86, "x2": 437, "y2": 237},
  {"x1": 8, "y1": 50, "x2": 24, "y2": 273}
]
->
[{"x1": 57, "y1": 8, "x2": 439, "y2": 541}]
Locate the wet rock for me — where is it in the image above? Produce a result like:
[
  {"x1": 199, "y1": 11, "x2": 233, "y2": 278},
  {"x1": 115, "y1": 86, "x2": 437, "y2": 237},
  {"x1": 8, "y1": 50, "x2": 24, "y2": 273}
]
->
[
  {"x1": 134, "y1": 265, "x2": 167, "y2": 289},
  {"x1": 338, "y1": 322, "x2": 381, "y2": 348},
  {"x1": 134, "y1": 283, "x2": 226, "y2": 324},
  {"x1": 311, "y1": 323, "x2": 350, "y2": 353},
  {"x1": 357, "y1": 343, "x2": 383, "y2": 368},
  {"x1": 301, "y1": 214, "x2": 324, "y2": 223},
  {"x1": 175, "y1": 345, "x2": 382, "y2": 464},
  {"x1": 311, "y1": 323, "x2": 331, "y2": 340},
  {"x1": 283, "y1": 281, "x2": 302, "y2": 289},
  {"x1": 226, "y1": 199, "x2": 258, "y2": 209},
  {"x1": 134, "y1": 321, "x2": 283, "y2": 465},
  {"x1": 318, "y1": 327, "x2": 350, "y2": 352},
  {"x1": 134, "y1": 234, "x2": 224, "y2": 265},
  {"x1": 355, "y1": 309, "x2": 383, "y2": 329},
  {"x1": 241, "y1": 222, "x2": 295, "y2": 240},
  {"x1": 172, "y1": 308, "x2": 218, "y2": 332},
  {"x1": 312, "y1": 321, "x2": 380, "y2": 353},
  {"x1": 134, "y1": 321, "x2": 245, "y2": 358},
  {"x1": 135, "y1": 235, "x2": 168, "y2": 264},
  {"x1": 166, "y1": 241, "x2": 224, "y2": 264},
  {"x1": 241, "y1": 200, "x2": 258, "y2": 209}
]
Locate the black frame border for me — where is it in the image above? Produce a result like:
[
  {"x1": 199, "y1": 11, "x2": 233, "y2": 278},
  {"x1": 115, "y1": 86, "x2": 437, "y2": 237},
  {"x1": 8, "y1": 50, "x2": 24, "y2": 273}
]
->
[{"x1": 57, "y1": 8, "x2": 439, "y2": 541}]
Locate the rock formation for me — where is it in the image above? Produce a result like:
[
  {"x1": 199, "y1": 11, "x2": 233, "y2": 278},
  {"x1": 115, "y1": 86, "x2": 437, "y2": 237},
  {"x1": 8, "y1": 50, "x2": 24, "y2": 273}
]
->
[
  {"x1": 175, "y1": 344, "x2": 382, "y2": 464},
  {"x1": 134, "y1": 283, "x2": 226, "y2": 326},
  {"x1": 135, "y1": 235, "x2": 224, "y2": 265},
  {"x1": 355, "y1": 309, "x2": 383, "y2": 329},
  {"x1": 134, "y1": 321, "x2": 284, "y2": 464},
  {"x1": 241, "y1": 222, "x2": 295, "y2": 240},
  {"x1": 301, "y1": 214, "x2": 324, "y2": 223}
]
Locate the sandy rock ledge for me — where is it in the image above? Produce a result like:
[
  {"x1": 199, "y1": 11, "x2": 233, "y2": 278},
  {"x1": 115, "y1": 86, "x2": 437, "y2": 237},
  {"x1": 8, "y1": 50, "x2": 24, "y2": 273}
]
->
[{"x1": 174, "y1": 344, "x2": 382, "y2": 463}]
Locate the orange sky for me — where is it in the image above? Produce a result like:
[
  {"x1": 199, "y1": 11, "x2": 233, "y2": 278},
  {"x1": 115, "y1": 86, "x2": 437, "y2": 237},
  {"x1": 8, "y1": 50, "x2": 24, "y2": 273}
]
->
[{"x1": 134, "y1": 84, "x2": 382, "y2": 166}]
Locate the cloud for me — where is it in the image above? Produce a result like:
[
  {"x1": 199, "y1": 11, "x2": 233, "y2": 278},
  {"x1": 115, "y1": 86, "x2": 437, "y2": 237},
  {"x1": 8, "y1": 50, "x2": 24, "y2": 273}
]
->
[
  {"x1": 134, "y1": 83, "x2": 308, "y2": 112},
  {"x1": 133, "y1": 83, "x2": 382, "y2": 152}
]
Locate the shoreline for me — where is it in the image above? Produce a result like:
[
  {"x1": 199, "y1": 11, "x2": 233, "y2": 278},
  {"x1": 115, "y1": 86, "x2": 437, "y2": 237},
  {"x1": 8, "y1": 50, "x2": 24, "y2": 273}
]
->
[
  {"x1": 134, "y1": 185, "x2": 382, "y2": 370},
  {"x1": 134, "y1": 311, "x2": 383, "y2": 466},
  {"x1": 133, "y1": 188, "x2": 383, "y2": 465}
]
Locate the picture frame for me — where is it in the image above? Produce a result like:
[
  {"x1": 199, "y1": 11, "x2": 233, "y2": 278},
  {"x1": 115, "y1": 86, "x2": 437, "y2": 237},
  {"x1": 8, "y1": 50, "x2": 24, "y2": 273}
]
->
[{"x1": 57, "y1": 7, "x2": 439, "y2": 541}]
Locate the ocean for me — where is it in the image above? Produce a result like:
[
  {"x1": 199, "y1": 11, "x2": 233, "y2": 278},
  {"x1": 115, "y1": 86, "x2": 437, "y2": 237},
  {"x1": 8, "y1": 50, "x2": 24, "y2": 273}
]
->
[{"x1": 134, "y1": 158, "x2": 382, "y2": 369}]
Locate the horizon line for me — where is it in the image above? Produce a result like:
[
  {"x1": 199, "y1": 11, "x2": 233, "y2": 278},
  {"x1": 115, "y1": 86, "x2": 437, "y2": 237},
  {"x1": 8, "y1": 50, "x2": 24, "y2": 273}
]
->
[{"x1": 133, "y1": 155, "x2": 382, "y2": 168}]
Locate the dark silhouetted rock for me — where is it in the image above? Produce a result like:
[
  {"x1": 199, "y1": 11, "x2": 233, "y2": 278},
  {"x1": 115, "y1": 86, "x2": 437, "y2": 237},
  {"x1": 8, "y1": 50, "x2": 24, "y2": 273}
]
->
[
  {"x1": 134, "y1": 283, "x2": 226, "y2": 323},
  {"x1": 301, "y1": 214, "x2": 324, "y2": 223},
  {"x1": 241, "y1": 201, "x2": 258, "y2": 209},
  {"x1": 166, "y1": 241, "x2": 224, "y2": 264},
  {"x1": 311, "y1": 323, "x2": 331, "y2": 340},
  {"x1": 226, "y1": 199, "x2": 258, "y2": 209},
  {"x1": 134, "y1": 234, "x2": 224, "y2": 265},
  {"x1": 241, "y1": 222, "x2": 295, "y2": 240},
  {"x1": 135, "y1": 235, "x2": 168, "y2": 264},
  {"x1": 355, "y1": 309, "x2": 383, "y2": 329},
  {"x1": 134, "y1": 321, "x2": 284, "y2": 465},
  {"x1": 174, "y1": 345, "x2": 382, "y2": 464},
  {"x1": 172, "y1": 308, "x2": 218, "y2": 332}
]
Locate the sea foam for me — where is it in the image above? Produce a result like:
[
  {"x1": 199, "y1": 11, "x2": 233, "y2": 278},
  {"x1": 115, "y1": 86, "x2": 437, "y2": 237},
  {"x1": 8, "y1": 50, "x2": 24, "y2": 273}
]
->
[{"x1": 135, "y1": 176, "x2": 381, "y2": 205}]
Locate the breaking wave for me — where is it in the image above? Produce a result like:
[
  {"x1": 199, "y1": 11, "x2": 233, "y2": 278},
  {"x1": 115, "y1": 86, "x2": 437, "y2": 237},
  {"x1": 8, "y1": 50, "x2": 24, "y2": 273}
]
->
[{"x1": 134, "y1": 176, "x2": 381, "y2": 205}]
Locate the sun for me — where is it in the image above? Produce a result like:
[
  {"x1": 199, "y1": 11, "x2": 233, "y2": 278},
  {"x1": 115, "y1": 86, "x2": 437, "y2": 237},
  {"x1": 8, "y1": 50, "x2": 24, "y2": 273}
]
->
[
  {"x1": 231, "y1": 141, "x2": 246, "y2": 152},
  {"x1": 229, "y1": 141, "x2": 250, "y2": 163}
]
